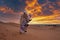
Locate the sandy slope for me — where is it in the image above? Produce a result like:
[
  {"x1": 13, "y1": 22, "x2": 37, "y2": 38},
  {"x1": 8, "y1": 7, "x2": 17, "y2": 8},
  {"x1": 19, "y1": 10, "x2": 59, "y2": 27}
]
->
[{"x1": 0, "y1": 23, "x2": 60, "y2": 40}]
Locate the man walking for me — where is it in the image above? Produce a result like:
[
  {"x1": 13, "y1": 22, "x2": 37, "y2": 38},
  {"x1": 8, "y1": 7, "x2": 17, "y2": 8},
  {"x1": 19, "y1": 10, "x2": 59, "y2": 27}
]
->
[{"x1": 20, "y1": 11, "x2": 32, "y2": 34}]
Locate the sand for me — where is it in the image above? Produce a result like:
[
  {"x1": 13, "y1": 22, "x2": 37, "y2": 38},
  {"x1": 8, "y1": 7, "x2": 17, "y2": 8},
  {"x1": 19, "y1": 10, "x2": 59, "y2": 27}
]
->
[{"x1": 0, "y1": 22, "x2": 60, "y2": 40}]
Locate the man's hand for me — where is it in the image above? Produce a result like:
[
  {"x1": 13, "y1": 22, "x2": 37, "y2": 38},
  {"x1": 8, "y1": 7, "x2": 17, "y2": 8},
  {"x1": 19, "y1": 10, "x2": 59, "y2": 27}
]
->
[{"x1": 29, "y1": 20, "x2": 31, "y2": 21}]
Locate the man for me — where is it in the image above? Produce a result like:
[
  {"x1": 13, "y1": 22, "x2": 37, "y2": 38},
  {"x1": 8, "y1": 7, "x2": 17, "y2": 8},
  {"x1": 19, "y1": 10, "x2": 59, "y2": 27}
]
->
[{"x1": 20, "y1": 11, "x2": 32, "y2": 34}]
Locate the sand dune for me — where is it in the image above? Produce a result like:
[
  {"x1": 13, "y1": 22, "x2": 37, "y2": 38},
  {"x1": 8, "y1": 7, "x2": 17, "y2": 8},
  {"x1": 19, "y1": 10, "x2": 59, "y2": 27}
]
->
[{"x1": 0, "y1": 22, "x2": 60, "y2": 40}]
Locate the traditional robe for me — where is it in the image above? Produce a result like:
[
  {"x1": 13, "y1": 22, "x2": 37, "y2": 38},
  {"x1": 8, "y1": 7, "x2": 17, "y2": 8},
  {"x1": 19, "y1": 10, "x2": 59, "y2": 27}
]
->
[{"x1": 20, "y1": 12, "x2": 31, "y2": 33}]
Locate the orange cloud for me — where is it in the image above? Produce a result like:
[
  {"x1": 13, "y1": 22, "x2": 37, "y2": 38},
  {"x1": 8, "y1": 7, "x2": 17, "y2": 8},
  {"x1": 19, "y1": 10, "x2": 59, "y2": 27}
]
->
[
  {"x1": 0, "y1": 6, "x2": 14, "y2": 14},
  {"x1": 25, "y1": 0, "x2": 60, "y2": 24},
  {"x1": 25, "y1": 0, "x2": 42, "y2": 17}
]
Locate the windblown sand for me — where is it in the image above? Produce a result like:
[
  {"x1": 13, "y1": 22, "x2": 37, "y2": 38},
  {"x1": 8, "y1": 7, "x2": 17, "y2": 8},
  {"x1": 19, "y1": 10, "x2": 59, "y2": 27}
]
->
[{"x1": 0, "y1": 23, "x2": 60, "y2": 40}]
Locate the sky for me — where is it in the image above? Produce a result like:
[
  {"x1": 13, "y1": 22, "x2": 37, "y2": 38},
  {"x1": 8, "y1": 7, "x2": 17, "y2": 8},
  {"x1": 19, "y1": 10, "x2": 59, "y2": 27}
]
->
[{"x1": 0, "y1": 0, "x2": 60, "y2": 24}]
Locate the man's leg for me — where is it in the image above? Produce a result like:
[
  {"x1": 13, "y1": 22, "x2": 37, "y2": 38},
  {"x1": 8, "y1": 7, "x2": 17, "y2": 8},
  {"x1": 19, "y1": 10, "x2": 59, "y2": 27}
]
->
[
  {"x1": 24, "y1": 24, "x2": 29, "y2": 32},
  {"x1": 20, "y1": 25, "x2": 25, "y2": 34}
]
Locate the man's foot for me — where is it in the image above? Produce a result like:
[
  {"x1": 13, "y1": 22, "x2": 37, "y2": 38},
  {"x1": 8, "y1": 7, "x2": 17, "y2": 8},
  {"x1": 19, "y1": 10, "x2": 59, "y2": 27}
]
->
[
  {"x1": 19, "y1": 32, "x2": 22, "y2": 34},
  {"x1": 19, "y1": 32, "x2": 25, "y2": 34},
  {"x1": 25, "y1": 31, "x2": 27, "y2": 32}
]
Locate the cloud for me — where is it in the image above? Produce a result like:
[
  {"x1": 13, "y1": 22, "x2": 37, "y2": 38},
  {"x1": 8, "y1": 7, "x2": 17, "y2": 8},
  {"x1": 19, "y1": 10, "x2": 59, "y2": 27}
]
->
[
  {"x1": 0, "y1": 0, "x2": 60, "y2": 24},
  {"x1": 0, "y1": 0, "x2": 26, "y2": 12}
]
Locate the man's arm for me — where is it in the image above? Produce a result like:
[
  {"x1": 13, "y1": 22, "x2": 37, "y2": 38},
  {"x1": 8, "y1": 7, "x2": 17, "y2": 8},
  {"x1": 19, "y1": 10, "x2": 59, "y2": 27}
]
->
[{"x1": 26, "y1": 14, "x2": 32, "y2": 22}]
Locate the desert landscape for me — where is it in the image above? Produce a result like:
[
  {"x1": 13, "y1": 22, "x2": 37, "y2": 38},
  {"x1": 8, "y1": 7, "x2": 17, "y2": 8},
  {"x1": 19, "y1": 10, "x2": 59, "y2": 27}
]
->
[{"x1": 0, "y1": 22, "x2": 60, "y2": 40}]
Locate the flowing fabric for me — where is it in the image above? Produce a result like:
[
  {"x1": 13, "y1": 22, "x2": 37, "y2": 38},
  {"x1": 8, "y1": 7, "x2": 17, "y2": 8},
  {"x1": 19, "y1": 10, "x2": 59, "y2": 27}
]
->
[{"x1": 20, "y1": 13, "x2": 31, "y2": 33}]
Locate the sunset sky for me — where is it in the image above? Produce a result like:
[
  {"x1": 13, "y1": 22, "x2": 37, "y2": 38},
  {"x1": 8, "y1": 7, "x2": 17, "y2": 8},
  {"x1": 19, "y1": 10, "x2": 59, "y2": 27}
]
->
[{"x1": 0, "y1": 0, "x2": 60, "y2": 24}]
